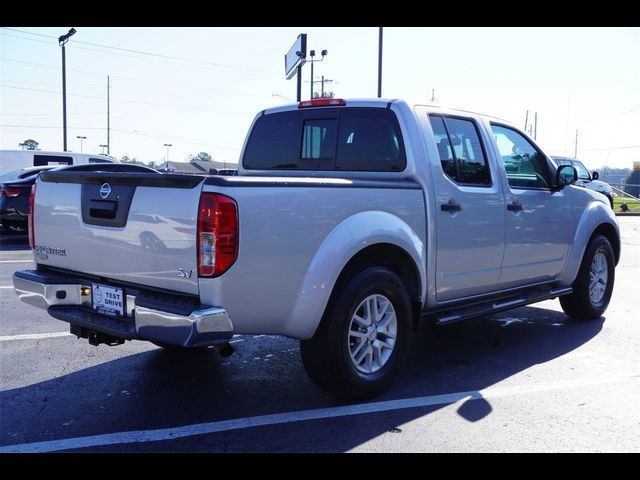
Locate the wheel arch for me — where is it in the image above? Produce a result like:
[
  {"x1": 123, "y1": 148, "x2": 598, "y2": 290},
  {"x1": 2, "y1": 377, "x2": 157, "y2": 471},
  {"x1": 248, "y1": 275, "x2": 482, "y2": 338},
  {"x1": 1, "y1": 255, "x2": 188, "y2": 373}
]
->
[
  {"x1": 558, "y1": 201, "x2": 620, "y2": 285},
  {"x1": 286, "y1": 210, "x2": 425, "y2": 339}
]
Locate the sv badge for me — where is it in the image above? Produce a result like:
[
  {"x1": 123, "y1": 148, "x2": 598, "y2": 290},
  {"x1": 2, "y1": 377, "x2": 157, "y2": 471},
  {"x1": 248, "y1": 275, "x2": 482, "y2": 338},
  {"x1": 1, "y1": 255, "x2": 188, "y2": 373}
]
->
[{"x1": 178, "y1": 268, "x2": 193, "y2": 278}]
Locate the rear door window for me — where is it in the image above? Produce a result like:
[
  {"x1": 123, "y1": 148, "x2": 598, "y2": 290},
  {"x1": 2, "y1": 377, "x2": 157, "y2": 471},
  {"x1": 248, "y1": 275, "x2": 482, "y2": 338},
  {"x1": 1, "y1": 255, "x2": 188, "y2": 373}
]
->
[{"x1": 429, "y1": 115, "x2": 490, "y2": 186}]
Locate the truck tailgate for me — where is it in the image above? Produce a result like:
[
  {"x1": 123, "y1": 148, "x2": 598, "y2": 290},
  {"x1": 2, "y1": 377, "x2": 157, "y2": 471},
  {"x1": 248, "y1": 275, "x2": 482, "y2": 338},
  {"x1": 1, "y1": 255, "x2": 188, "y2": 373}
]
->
[{"x1": 33, "y1": 171, "x2": 204, "y2": 295}]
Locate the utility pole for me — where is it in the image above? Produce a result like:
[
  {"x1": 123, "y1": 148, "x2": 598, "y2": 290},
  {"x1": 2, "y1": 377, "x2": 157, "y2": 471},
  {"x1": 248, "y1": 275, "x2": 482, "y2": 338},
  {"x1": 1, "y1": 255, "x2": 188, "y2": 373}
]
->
[
  {"x1": 107, "y1": 76, "x2": 110, "y2": 155},
  {"x1": 524, "y1": 110, "x2": 529, "y2": 133},
  {"x1": 534, "y1": 112, "x2": 538, "y2": 140},
  {"x1": 319, "y1": 76, "x2": 334, "y2": 98},
  {"x1": 377, "y1": 27, "x2": 383, "y2": 98},
  {"x1": 574, "y1": 129, "x2": 578, "y2": 158},
  {"x1": 431, "y1": 88, "x2": 436, "y2": 103}
]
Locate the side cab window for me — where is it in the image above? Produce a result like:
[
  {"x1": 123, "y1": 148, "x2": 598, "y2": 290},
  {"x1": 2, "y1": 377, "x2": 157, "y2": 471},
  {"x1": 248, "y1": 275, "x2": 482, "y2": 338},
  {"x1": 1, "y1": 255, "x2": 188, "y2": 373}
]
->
[{"x1": 490, "y1": 124, "x2": 551, "y2": 189}]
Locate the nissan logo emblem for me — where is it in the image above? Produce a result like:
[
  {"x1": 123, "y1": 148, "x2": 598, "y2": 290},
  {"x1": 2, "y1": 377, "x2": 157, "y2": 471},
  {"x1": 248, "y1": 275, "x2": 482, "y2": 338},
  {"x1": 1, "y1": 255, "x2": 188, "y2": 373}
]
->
[{"x1": 99, "y1": 183, "x2": 112, "y2": 199}]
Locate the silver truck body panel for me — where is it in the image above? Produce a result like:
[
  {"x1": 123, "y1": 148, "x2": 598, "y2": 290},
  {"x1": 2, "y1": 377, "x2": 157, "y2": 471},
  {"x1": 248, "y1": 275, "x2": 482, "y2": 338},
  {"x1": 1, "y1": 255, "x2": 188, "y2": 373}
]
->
[{"x1": 198, "y1": 184, "x2": 425, "y2": 338}]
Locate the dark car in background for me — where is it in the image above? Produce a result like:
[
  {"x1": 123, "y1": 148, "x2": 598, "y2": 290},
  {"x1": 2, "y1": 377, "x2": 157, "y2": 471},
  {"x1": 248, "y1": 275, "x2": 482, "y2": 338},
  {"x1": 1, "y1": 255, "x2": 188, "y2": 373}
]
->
[
  {"x1": 0, "y1": 166, "x2": 58, "y2": 233},
  {"x1": 551, "y1": 156, "x2": 614, "y2": 208}
]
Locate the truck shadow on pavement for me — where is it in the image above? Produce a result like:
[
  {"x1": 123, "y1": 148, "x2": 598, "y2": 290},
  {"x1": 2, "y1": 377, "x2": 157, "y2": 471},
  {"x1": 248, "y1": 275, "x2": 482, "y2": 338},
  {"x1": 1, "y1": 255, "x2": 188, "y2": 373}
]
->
[{"x1": 0, "y1": 305, "x2": 604, "y2": 452}]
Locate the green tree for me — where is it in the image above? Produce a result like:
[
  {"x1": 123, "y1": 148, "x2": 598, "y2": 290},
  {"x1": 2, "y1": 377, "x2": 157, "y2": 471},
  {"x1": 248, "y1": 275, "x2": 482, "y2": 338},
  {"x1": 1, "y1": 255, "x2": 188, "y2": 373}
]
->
[
  {"x1": 189, "y1": 152, "x2": 212, "y2": 162},
  {"x1": 20, "y1": 139, "x2": 39, "y2": 150},
  {"x1": 624, "y1": 170, "x2": 640, "y2": 197},
  {"x1": 120, "y1": 155, "x2": 145, "y2": 166}
]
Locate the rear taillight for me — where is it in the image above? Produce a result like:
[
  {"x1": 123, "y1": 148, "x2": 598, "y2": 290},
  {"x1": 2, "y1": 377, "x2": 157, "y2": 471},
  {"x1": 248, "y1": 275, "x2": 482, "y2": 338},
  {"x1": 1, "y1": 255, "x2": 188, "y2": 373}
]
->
[
  {"x1": 28, "y1": 183, "x2": 36, "y2": 250},
  {"x1": 197, "y1": 193, "x2": 238, "y2": 277},
  {"x1": 1, "y1": 187, "x2": 25, "y2": 197}
]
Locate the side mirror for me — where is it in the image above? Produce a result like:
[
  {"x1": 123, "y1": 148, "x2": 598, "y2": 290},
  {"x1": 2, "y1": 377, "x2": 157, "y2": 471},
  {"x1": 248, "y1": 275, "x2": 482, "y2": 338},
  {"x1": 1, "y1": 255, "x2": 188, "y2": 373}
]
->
[
  {"x1": 556, "y1": 165, "x2": 577, "y2": 189},
  {"x1": 591, "y1": 171, "x2": 599, "y2": 180}
]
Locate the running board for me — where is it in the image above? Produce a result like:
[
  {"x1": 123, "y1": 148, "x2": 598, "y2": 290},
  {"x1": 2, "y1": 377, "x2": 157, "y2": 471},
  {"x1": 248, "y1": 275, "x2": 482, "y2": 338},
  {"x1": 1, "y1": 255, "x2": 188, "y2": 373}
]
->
[{"x1": 427, "y1": 287, "x2": 573, "y2": 326}]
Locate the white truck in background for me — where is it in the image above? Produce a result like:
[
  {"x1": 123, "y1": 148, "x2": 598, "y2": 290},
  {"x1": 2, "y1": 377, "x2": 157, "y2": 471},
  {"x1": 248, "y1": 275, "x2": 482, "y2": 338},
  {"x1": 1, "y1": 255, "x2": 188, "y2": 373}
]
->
[
  {"x1": 13, "y1": 98, "x2": 620, "y2": 397},
  {"x1": 0, "y1": 150, "x2": 118, "y2": 176}
]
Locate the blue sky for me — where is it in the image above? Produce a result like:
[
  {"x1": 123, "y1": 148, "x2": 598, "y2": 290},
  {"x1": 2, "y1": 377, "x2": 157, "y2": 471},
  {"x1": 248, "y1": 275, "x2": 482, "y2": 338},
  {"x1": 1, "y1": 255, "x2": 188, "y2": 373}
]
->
[{"x1": 1, "y1": 27, "x2": 639, "y2": 169}]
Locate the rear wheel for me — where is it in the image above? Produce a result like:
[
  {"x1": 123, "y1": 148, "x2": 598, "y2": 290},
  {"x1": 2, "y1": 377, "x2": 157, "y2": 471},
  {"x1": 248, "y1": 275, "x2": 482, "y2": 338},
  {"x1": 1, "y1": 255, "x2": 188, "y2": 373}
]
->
[
  {"x1": 300, "y1": 266, "x2": 412, "y2": 398},
  {"x1": 560, "y1": 235, "x2": 615, "y2": 319}
]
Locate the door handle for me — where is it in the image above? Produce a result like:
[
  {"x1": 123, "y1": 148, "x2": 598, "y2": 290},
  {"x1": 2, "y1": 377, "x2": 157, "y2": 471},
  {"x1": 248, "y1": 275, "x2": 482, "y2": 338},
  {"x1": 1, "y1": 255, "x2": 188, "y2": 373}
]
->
[
  {"x1": 507, "y1": 202, "x2": 523, "y2": 212},
  {"x1": 441, "y1": 202, "x2": 462, "y2": 212}
]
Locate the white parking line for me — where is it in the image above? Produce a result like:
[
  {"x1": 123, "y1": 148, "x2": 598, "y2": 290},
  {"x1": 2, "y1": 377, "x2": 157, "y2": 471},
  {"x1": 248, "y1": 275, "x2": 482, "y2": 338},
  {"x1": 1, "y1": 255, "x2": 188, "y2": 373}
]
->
[
  {"x1": 0, "y1": 260, "x2": 32, "y2": 263},
  {"x1": 0, "y1": 286, "x2": 14, "y2": 289},
  {"x1": 1, "y1": 374, "x2": 637, "y2": 453},
  {"x1": 0, "y1": 332, "x2": 71, "y2": 342}
]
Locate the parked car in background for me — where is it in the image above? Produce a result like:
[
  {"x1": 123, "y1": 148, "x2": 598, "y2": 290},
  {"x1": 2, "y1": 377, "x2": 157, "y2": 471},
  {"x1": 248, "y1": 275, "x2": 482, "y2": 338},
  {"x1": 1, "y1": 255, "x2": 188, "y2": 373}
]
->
[
  {"x1": 0, "y1": 150, "x2": 119, "y2": 176},
  {"x1": 0, "y1": 166, "x2": 59, "y2": 233},
  {"x1": 552, "y1": 156, "x2": 614, "y2": 208}
]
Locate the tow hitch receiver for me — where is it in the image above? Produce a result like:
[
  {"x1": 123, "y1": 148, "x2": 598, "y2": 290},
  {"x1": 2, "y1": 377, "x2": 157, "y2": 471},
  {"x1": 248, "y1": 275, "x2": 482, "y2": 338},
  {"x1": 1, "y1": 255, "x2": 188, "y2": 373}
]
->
[{"x1": 70, "y1": 324, "x2": 125, "y2": 346}]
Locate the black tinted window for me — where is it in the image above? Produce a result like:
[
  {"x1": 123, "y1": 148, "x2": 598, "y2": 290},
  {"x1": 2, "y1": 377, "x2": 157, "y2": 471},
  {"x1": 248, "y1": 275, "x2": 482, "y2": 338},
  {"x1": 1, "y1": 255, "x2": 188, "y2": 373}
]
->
[
  {"x1": 429, "y1": 115, "x2": 490, "y2": 186},
  {"x1": 34, "y1": 155, "x2": 72, "y2": 166},
  {"x1": 336, "y1": 109, "x2": 406, "y2": 171},
  {"x1": 243, "y1": 108, "x2": 405, "y2": 172},
  {"x1": 243, "y1": 111, "x2": 302, "y2": 169},
  {"x1": 429, "y1": 116, "x2": 457, "y2": 179}
]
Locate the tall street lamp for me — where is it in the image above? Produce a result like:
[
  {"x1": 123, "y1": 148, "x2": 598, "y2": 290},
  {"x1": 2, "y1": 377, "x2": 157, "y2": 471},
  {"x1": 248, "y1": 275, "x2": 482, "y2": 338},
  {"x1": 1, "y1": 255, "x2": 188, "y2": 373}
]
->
[
  {"x1": 76, "y1": 136, "x2": 86, "y2": 153},
  {"x1": 308, "y1": 49, "x2": 327, "y2": 99},
  {"x1": 164, "y1": 143, "x2": 172, "y2": 170},
  {"x1": 58, "y1": 28, "x2": 77, "y2": 152}
]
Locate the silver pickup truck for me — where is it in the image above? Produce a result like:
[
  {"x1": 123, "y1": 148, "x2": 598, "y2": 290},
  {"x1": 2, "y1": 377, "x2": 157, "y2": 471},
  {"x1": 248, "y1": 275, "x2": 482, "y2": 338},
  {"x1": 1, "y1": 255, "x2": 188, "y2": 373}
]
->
[{"x1": 13, "y1": 98, "x2": 620, "y2": 397}]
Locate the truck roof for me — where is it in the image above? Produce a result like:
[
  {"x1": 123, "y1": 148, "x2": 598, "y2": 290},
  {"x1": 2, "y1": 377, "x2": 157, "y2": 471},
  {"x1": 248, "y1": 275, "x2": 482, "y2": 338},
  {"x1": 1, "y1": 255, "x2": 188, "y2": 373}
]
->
[{"x1": 262, "y1": 98, "x2": 513, "y2": 126}]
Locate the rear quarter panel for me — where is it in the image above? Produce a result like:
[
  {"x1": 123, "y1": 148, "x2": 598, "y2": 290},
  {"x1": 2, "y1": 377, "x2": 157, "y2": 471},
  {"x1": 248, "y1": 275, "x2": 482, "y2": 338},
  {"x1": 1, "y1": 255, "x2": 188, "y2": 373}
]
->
[{"x1": 198, "y1": 183, "x2": 426, "y2": 339}]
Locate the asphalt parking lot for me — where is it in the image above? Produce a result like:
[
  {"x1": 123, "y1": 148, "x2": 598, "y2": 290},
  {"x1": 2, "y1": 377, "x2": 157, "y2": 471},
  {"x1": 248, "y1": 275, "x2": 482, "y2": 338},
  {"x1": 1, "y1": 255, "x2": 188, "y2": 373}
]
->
[{"x1": 1, "y1": 218, "x2": 639, "y2": 452}]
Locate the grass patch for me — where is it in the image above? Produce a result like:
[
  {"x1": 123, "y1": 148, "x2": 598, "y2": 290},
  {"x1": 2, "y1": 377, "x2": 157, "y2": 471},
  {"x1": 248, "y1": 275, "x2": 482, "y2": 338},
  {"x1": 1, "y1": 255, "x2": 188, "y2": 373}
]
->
[{"x1": 614, "y1": 197, "x2": 640, "y2": 212}]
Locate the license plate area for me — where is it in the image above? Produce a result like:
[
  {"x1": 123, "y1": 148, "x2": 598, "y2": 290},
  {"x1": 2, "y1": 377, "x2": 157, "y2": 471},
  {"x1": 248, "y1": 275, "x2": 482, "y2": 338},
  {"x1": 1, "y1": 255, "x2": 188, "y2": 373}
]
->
[{"x1": 92, "y1": 283, "x2": 125, "y2": 317}]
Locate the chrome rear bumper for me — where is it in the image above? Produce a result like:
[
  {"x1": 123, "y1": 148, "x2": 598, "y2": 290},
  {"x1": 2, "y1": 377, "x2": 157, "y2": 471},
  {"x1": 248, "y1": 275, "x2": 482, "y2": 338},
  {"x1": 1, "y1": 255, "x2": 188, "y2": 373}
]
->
[{"x1": 13, "y1": 270, "x2": 233, "y2": 347}]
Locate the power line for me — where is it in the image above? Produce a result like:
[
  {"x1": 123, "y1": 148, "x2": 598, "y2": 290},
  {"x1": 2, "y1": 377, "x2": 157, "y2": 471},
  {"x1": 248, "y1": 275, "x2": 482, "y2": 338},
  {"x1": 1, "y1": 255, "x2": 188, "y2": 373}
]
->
[
  {"x1": 0, "y1": 84, "x2": 254, "y2": 116},
  {"x1": 1, "y1": 28, "x2": 280, "y2": 77}
]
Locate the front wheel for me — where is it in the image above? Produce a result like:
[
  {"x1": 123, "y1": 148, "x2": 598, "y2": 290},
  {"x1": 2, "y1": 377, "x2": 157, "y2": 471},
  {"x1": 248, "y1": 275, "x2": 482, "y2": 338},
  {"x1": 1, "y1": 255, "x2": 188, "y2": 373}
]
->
[
  {"x1": 300, "y1": 266, "x2": 412, "y2": 398},
  {"x1": 560, "y1": 235, "x2": 615, "y2": 319}
]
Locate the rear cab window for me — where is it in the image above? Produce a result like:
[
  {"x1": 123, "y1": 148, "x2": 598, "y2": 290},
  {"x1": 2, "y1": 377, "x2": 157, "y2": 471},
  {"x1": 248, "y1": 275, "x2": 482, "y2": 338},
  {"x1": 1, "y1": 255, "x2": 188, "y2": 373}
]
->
[{"x1": 243, "y1": 108, "x2": 406, "y2": 172}]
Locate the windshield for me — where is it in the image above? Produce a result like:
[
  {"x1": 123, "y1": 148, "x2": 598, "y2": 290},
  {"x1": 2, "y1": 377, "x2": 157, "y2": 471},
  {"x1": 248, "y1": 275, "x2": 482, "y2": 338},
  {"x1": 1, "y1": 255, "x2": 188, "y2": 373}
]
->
[{"x1": 573, "y1": 161, "x2": 591, "y2": 180}]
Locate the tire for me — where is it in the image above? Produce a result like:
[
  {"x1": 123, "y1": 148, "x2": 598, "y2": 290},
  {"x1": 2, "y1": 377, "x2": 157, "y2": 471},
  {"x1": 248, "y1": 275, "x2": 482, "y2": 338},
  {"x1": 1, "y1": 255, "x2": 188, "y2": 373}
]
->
[
  {"x1": 300, "y1": 266, "x2": 412, "y2": 398},
  {"x1": 560, "y1": 235, "x2": 615, "y2": 319}
]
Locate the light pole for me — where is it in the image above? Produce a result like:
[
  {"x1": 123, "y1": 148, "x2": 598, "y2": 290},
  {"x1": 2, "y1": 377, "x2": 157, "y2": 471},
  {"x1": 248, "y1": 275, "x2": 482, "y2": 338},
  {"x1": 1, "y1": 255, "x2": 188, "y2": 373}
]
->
[
  {"x1": 164, "y1": 143, "x2": 172, "y2": 170},
  {"x1": 308, "y1": 49, "x2": 328, "y2": 99},
  {"x1": 377, "y1": 27, "x2": 383, "y2": 98},
  {"x1": 76, "y1": 136, "x2": 86, "y2": 153},
  {"x1": 58, "y1": 28, "x2": 77, "y2": 152},
  {"x1": 99, "y1": 144, "x2": 108, "y2": 155}
]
